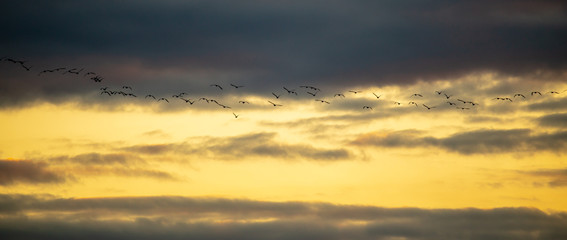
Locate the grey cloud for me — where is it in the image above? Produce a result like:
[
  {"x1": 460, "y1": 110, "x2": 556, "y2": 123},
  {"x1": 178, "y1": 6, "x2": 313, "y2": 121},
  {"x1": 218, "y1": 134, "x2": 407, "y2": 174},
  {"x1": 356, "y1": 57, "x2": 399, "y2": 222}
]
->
[
  {"x1": 538, "y1": 112, "x2": 567, "y2": 128},
  {"x1": 0, "y1": 194, "x2": 566, "y2": 240},
  {"x1": 0, "y1": 160, "x2": 65, "y2": 185},
  {"x1": 351, "y1": 129, "x2": 567, "y2": 155},
  {"x1": 121, "y1": 132, "x2": 352, "y2": 161},
  {"x1": 1, "y1": 0, "x2": 567, "y2": 108}
]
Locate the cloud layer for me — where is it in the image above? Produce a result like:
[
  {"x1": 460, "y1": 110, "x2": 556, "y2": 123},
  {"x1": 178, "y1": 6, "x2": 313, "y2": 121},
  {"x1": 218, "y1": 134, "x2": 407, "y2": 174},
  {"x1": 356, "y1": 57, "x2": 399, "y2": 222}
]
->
[{"x1": 0, "y1": 194, "x2": 566, "y2": 240}]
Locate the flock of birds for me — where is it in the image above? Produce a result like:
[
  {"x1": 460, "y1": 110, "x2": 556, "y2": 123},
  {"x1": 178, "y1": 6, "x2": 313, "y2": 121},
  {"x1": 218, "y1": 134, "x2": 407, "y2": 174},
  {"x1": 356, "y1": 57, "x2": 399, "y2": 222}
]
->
[{"x1": 2, "y1": 57, "x2": 566, "y2": 118}]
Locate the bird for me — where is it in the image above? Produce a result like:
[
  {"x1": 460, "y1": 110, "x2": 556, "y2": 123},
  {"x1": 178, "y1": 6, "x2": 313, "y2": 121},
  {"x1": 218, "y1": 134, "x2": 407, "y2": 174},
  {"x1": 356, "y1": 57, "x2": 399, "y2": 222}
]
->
[
  {"x1": 372, "y1": 93, "x2": 381, "y2": 99},
  {"x1": 127, "y1": 93, "x2": 137, "y2": 97},
  {"x1": 300, "y1": 85, "x2": 320, "y2": 91},
  {"x1": 158, "y1": 98, "x2": 169, "y2": 103},
  {"x1": 435, "y1": 90, "x2": 444, "y2": 95},
  {"x1": 199, "y1": 97, "x2": 210, "y2": 103},
  {"x1": 172, "y1": 94, "x2": 181, "y2": 98},
  {"x1": 272, "y1": 92, "x2": 281, "y2": 99},
  {"x1": 315, "y1": 99, "x2": 330, "y2": 104},
  {"x1": 233, "y1": 113, "x2": 239, "y2": 118},
  {"x1": 90, "y1": 76, "x2": 103, "y2": 82},
  {"x1": 457, "y1": 99, "x2": 467, "y2": 104},
  {"x1": 349, "y1": 90, "x2": 361, "y2": 94},
  {"x1": 238, "y1": 101, "x2": 249, "y2": 104},
  {"x1": 466, "y1": 101, "x2": 479, "y2": 106},
  {"x1": 181, "y1": 98, "x2": 195, "y2": 104},
  {"x1": 268, "y1": 101, "x2": 282, "y2": 106},
  {"x1": 230, "y1": 83, "x2": 244, "y2": 88},
  {"x1": 334, "y1": 93, "x2": 345, "y2": 98},
  {"x1": 64, "y1": 68, "x2": 84, "y2": 75},
  {"x1": 306, "y1": 91, "x2": 317, "y2": 96},
  {"x1": 100, "y1": 87, "x2": 108, "y2": 91},
  {"x1": 362, "y1": 106, "x2": 372, "y2": 110},
  {"x1": 443, "y1": 93, "x2": 452, "y2": 99},
  {"x1": 145, "y1": 95, "x2": 157, "y2": 100},
  {"x1": 531, "y1": 91, "x2": 542, "y2": 96},
  {"x1": 283, "y1": 87, "x2": 297, "y2": 95},
  {"x1": 493, "y1": 97, "x2": 512, "y2": 102},
  {"x1": 393, "y1": 101, "x2": 402, "y2": 105},
  {"x1": 100, "y1": 91, "x2": 112, "y2": 96},
  {"x1": 447, "y1": 101, "x2": 456, "y2": 105},
  {"x1": 409, "y1": 101, "x2": 418, "y2": 107},
  {"x1": 548, "y1": 91, "x2": 560, "y2": 94},
  {"x1": 456, "y1": 107, "x2": 470, "y2": 110},
  {"x1": 411, "y1": 93, "x2": 423, "y2": 97},
  {"x1": 84, "y1": 72, "x2": 96, "y2": 77},
  {"x1": 514, "y1": 93, "x2": 526, "y2": 98},
  {"x1": 122, "y1": 86, "x2": 132, "y2": 90},
  {"x1": 210, "y1": 84, "x2": 223, "y2": 90},
  {"x1": 422, "y1": 104, "x2": 436, "y2": 110}
]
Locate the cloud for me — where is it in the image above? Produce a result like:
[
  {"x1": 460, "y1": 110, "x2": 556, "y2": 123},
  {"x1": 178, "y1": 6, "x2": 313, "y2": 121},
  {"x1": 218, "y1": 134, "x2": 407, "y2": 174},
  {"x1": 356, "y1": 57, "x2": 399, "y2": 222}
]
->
[
  {"x1": 121, "y1": 132, "x2": 352, "y2": 162},
  {"x1": 521, "y1": 168, "x2": 567, "y2": 188},
  {"x1": 1, "y1": 1, "x2": 567, "y2": 108},
  {"x1": 350, "y1": 129, "x2": 567, "y2": 155},
  {"x1": 538, "y1": 112, "x2": 567, "y2": 128},
  {"x1": 0, "y1": 160, "x2": 65, "y2": 185},
  {"x1": 0, "y1": 194, "x2": 566, "y2": 240}
]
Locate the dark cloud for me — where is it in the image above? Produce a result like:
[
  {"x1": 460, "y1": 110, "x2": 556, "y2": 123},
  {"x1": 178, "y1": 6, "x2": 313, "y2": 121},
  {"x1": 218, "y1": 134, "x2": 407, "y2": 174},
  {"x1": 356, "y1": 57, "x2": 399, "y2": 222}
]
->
[
  {"x1": 50, "y1": 153, "x2": 143, "y2": 165},
  {"x1": 350, "y1": 128, "x2": 567, "y2": 155},
  {"x1": 1, "y1": 0, "x2": 567, "y2": 108},
  {"x1": 0, "y1": 160, "x2": 65, "y2": 185},
  {"x1": 0, "y1": 194, "x2": 566, "y2": 240},
  {"x1": 538, "y1": 113, "x2": 567, "y2": 128},
  {"x1": 121, "y1": 132, "x2": 352, "y2": 161}
]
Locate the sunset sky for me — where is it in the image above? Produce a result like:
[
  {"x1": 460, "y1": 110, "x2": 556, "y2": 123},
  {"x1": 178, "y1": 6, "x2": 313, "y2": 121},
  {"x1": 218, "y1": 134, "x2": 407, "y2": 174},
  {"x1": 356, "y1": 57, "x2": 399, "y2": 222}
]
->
[{"x1": 2, "y1": 1, "x2": 567, "y2": 239}]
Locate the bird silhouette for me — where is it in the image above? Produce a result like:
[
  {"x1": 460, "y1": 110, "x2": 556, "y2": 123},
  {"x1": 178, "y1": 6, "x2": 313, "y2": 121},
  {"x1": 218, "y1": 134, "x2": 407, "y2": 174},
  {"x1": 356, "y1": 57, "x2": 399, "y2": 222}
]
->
[
  {"x1": 334, "y1": 93, "x2": 345, "y2": 98},
  {"x1": 145, "y1": 95, "x2": 157, "y2": 100},
  {"x1": 283, "y1": 87, "x2": 297, "y2": 95},
  {"x1": 422, "y1": 104, "x2": 436, "y2": 110},
  {"x1": 411, "y1": 93, "x2": 423, "y2": 97},
  {"x1": 238, "y1": 101, "x2": 249, "y2": 104},
  {"x1": 122, "y1": 86, "x2": 132, "y2": 90},
  {"x1": 372, "y1": 93, "x2": 381, "y2": 99},
  {"x1": 447, "y1": 101, "x2": 456, "y2": 105},
  {"x1": 307, "y1": 91, "x2": 317, "y2": 96},
  {"x1": 158, "y1": 98, "x2": 169, "y2": 103},
  {"x1": 230, "y1": 84, "x2": 244, "y2": 88},
  {"x1": 268, "y1": 101, "x2": 282, "y2": 106},
  {"x1": 531, "y1": 91, "x2": 542, "y2": 96},
  {"x1": 272, "y1": 92, "x2": 281, "y2": 99},
  {"x1": 315, "y1": 99, "x2": 330, "y2": 104},
  {"x1": 443, "y1": 93, "x2": 452, "y2": 99},
  {"x1": 393, "y1": 101, "x2": 402, "y2": 105},
  {"x1": 409, "y1": 101, "x2": 418, "y2": 107},
  {"x1": 181, "y1": 98, "x2": 195, "y2": 104},
  {"x1": 233, "y1": 113, "x2": 239, "y2": 118},
  {"x1": 362, "y1": 106, "x2": 372, "y2": 110},
  {"x1": 210, "y1": 84, "x2": 223, "y2": 90},
  {"x1": 435, "y1": 90, "x2": 444, "y2": 95},
  {"x1": 349, "y1": 90, "x2": 361, "y2": 94},
  {"x1": 514, "y1": 93, "x2": 526, "y2": 98}
]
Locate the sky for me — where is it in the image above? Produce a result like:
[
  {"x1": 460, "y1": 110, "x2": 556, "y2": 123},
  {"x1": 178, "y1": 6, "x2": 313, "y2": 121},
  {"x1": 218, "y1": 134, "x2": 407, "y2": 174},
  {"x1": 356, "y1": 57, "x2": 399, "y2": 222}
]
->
[{"x1": 1, "y1": 0, "x2": 567, "y2": 239}]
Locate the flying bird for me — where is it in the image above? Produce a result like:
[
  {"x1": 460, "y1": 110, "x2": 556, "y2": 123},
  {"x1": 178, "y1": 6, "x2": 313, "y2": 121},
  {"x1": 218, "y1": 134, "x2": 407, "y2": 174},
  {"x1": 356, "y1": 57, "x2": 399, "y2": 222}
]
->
[
  {"x1": 411, "y1": 93, "x2": 423, "y2": 97},
  {"x1": 409, "y1": 101, "x2": 418, "y2": 107},
  {"x1": 315, "y1": 99, "x2": 330, "y2": 104},
  {"x1": 362, "y1": 106, "x2": 372, "y2": 110},
  {"x1": 443, "y1": 93, "x2": 452, "y2": 99},
  {"x1": 272, "y1": 92, "x2": 281, "y2": 99},
  {"x1": 230, "y1": 83, "x2": 244, "y2": 88},
  {"x1": 349, "y1": 90, "x2": 361, "y2": 94},
  {"x1": 513, "y1": 93, "x2": 526, "y2": 98},
  {"x1": 145, "y1": 95, "x2": 157, "y2": 100},
  {"x1": 210, "y1": 84, "x2": 223, "y2": 90},
  {"x1": 283, "y1": 87, "x2": 297, "y2": 95},
  {"x1": 306, "y1": 91, "x2": 317, "y2": 96},
  {"x1": 435, "y1": 90, "x2": 444, "y2": 95},
  {"x1": 456, "y1": 107, "x2": 470, "y2": 110},
  {"x1": 531, "y1": 91, "x2": 542, "y2": 96},
  {"x1": 268, "y1": 101, "x2": 282, "y2": 106},
  {"x1": 233, "y1": 113, "x2": 239, "y2": 118},
  {"x1": 393, "y1": 101, "x2": 402, "y2": 105},
  {"x1": 372, "y1": 93, "x2": 381, "y2": 99},
  {"x1": 238, "y1": 101, "x2": 249, "y2": 104},
  {"x1": 334, "y1": 93, "x2": 345, "y2": 98},
  {"x1": 158, "y1": 98, "x2": 169, "y2": 103},
  {"x1": 181, "y1": 98, "x2": 195, "y2": 104},
  {"x1": 548, "y1": 91, "x2": 560, "y2": 94},
  {"x1": 447, "y1": 101, "x2": 457, "y2": 105},
  {"x1": 422, "y1": 104, "x2": 436, "y2": 110}
]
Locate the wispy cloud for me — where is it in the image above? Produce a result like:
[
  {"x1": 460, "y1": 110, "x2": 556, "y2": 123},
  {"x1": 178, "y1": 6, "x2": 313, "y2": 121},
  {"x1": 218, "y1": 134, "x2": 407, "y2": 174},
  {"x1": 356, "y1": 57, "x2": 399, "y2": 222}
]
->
[{"x1": 351, "y1": 128, "x2": 567, "y2": 155}]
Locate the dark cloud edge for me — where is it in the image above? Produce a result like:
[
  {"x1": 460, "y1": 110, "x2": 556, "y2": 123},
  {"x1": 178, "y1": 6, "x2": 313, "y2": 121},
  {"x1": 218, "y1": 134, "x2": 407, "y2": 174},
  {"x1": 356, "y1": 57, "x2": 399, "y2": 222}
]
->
[{"x1": 0, "y1": 194, "x2": 566, "y2": 240}]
